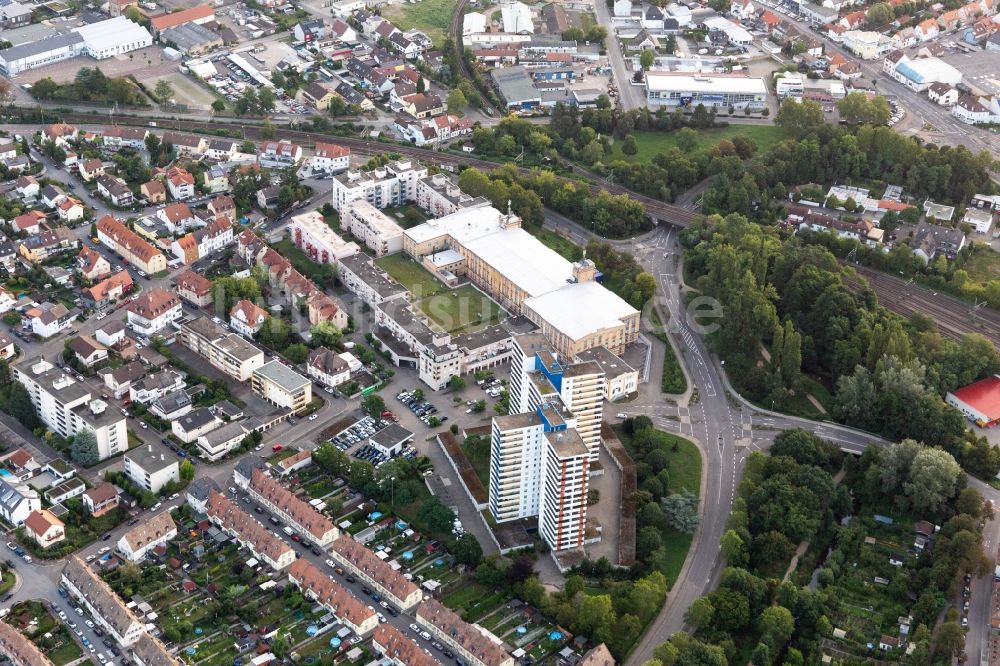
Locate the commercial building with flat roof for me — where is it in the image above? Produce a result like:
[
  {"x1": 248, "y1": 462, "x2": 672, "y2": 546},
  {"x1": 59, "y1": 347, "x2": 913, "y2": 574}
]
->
[
  {"x1": 0, "y1": 17, "x2": 151, "y2": 75},
  {"x1": 644, "y1": 72, "x2": 768, "y2": 110},
  {"x1": 251, "y1": 360, "x2": 312, "y2": 414}
]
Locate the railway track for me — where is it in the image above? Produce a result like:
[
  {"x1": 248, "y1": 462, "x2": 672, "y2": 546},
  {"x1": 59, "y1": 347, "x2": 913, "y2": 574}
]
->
[
  {"x1": 47, "y1": 111, "x2": 699, "y2": 226},
  {"x1": 848, "y1": 265, "x2": 1000, "y2": 350}
]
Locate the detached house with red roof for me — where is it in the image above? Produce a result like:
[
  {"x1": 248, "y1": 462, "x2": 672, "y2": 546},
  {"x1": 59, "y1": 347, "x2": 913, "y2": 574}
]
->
[
  {"x1": 166, "y1": 166, "x2": 196, "y2": 200},
  {"x1": 57, "y1": 197, "x2": 85, "y2": 223},
  {"x1": 157, "y1": 202, "x2": 197, "y2": 233},
  {"x1": 77, "y1": 246, "x2": 111, "y2": 282},
  {"x1": 229, "y1": 299, "x2": 269, "y2": 336},
  {"x1": 259, "y1": 141, "x2": 304, "y2": 169},
  {"x1": 175, "y1": 270, "x2": 213, "y2": 307},
  {"x1": 79, "y1": 158, "x2": 105, "y2": 182},
  {"x1": 11, "y1": 210, "x2": 46, "y2": 235},
  {"x1": 916, "y1": 18, "x2": 940, "y2": 40},
  {"x1": 24, "y1": 509, "x2": 65, "y2": 549},
  {"x1": 141, "y1": 180, "x2": 166, "y2": 204}
]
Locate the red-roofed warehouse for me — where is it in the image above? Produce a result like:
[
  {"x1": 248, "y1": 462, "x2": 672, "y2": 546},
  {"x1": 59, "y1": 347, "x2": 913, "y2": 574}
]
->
[{"x1": 947, "y1": 375, "x2": 1000, "y2": 427}]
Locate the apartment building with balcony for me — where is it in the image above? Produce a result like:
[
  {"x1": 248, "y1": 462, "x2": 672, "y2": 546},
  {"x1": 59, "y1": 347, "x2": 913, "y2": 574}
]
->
[
  {"x1": 251, "y1": 360, "x2": 312, "y2": 414},
  {"x1": 341, "y1": 199, "x2": 404, "y2": 256},
  {"x1": 12, "y1": 358, "x2": 127, "y2": 462},
  {"x1": 330, "y1": 160, "x2": 427, "y2": 211},
  {"x1": 176, "y1": 316, "x2": 265, "y2": 382}
]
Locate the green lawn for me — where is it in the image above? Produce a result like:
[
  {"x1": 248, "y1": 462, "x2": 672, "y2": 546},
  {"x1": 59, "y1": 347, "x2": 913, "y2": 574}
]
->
[
  {"x1": 962, "y1": 244, "x2": 1000, "y2": 285},
  {"x1": 648, "y1": 308, "x2": 687, "y2": 394},
  {"x1": 272, "y1": 238, "x2": 335, "y2": 284},
  {"x1": 615, "y1": 425, "x2": 702, "y2": 587},
  {"x1": 381, "y1": 0, "x2": 458, "y2": 46},
  {"x1": 416, "y1": 285, "x2": 504, "y2": 332},
  {"x1": 375, "y1": 254, "x2": 445, "y2": 299},
  {"x1": 609, "y1": 126, "x2": 791, "y2": 164},
  {"x1": 528, "y1": 225, "x2": 584, "y2": 261}
]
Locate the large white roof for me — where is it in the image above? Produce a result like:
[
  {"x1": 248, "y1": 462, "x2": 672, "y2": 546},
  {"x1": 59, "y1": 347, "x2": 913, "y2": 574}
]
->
[
  {"x1": 645, "y1": 72, "x2": 768, "y2": 95},
  {"x1": 463, "y1": 227, "x2": 573, "y2": 298},
  {"x1": 523, "y1": 281, "x2": 638, "y2": 341},
  {"x1": 404, "y1": 206, "x2": 507, "y2": 246},
  {"x1": 75, "y1": 16, "x2": 151, "y2": 50}
]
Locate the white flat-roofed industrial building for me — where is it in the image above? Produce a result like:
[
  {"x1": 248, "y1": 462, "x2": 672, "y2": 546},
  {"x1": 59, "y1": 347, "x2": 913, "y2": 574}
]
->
[
  {"x1": 0, "y1": 17, "x2": 151, "y2": 75},
  {"x1": 75, "y1": 16, "x2": 153, "y2": 58},
  {"x1": 341, "y1": 200, "x2": 405, "y2": 256},
  {"x1": 523, "y1": 280, "x2": 640, "y2": 359},
  {"x1": 645, "y1": 72, "x2": 768, "y2": 110}
]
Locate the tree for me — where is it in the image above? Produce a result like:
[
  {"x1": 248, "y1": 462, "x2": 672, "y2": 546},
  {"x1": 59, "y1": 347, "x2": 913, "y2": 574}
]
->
[
  {"x1": 662, "y1": 490, "x2": 700, "y2": 533},
  {"x1": 759, "y1": 605, "x2": 795, "y2": 645},
  {"x1": 905, "y1": 447, "x2": 962, "y2": 515},
  {"x1": 416, "y1": 76, "x2": 426, "y2": 93},
  {"x1": 676, "y1": 127, "x2": 699, "y2": 152},
  {"x1": 684, "y1": 597, "x2": 715, "y2": 628},
  {"x1": 775, "y1": 98, "x2": 825, "y2": 138},
  {"x1": 448, "y1": 88, "x2": 469, "y2": 113},
  {"x1": 180, "y1": 459, "x2": 195, "y2": 481},
  {"x1": 284, "y1": 343, "x2": 309, "y2": 364},
  {"x1": 154, "y1": 79, "x2": 173, "y2": 103},
  {"x1": 256, "y1": 318, "x2": 290, "y2": 349},
  {"x1": 640, "y1": 49, "x2": 655, "y2": 71},
  {"x1": 417, "y1": 496, "x2": 455, "y2": 534},
  {"x1": 449, "y1": 376, "x2": 465, "y2": 391},
  {"x1": 70, "y1": 429, "x2": 99, "y2": 466},
  {"x1": 7, "y1": 382, "x2": 39, "y2": 429},
  {"x1": 710, "y1": 588, "x2": 750, "y2": 632},
  {"x1": 310, "y1": 321, "x2": 342, "y2": 348},
  {"x1": 866, "y1": 2, "x2": 893, "y2": 26},
  {"x1": 933, "y1": 621, "x2": 965, "y2": 659},
  {"x1": 313, "y1": 443, "x2": 350, "y2": 478},
  {"x1": 622, "y1": 134, "x2": 638, "y2": 156},
  {"x1": 361, "y1": 394, "x2": 386, "y2": 418},
  {"x1": 211, "y1": 99, "x2": 226, "y2": 113},
  {"x1": 451, "y1": 533, "x2": 483, "y2": 567},
  {"x1": 837, "y1": 92, "x2": 891, "y2": 126}
]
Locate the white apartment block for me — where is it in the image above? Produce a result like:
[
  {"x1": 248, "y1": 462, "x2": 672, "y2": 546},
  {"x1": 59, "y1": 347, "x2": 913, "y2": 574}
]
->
[
  {"x1": 330, "y1": 160, "x2": 427, "y2": 211},
  {"x1": 508, "y1": 334, "x2": 605, "y2": 461},
  {"x1": 251, "y1": 360, "x2": 312, "y2": 414},
  {"x1": 489, "y1": 405, "x2": 590, "y2": 553},
  {"x1": 123, "y1": 445, "x2": 179, "y2": 494},
  {"x1": 289, "y1": 210, "x2": 360, "y2": 265},
  {"x1": 176, "y1": 316, "x2": 266, "y2": 382},
  {"x1": 415, "y1": 173, "x2": 490, "y2": 219},
  {"x1": 341, "y1": 200, "x2": 404, "y2": 256},
  {"x1": 13, "y1": 359, "x2": 128, "y2": 462}
]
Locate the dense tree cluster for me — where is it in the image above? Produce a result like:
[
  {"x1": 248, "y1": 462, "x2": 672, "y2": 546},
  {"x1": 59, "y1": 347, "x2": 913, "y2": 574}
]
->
[
  {"x1": 30, "y1": 68, "x2": 147, "y2": 106},
  {"x1": 585, "y1": 242, "x2": 656, "y2": 309},
  {"x1": 705, "y1": 99, "x2": 995, "y2": 220},
  {"x1": 682, "y1": 214, "x2": 1000, "y2": 476},
  {"x1": 457, "y1": 165, "x2": 650, "y2": 238},
  {"x1": 652, "y1": 432, "x2": 990, "y2": 665}
]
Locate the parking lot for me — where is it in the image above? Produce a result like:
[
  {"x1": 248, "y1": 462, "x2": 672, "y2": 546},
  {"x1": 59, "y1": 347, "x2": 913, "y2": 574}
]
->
[{"x1": 941, "y1": 48, "x2": 1000, "y2": 97}]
